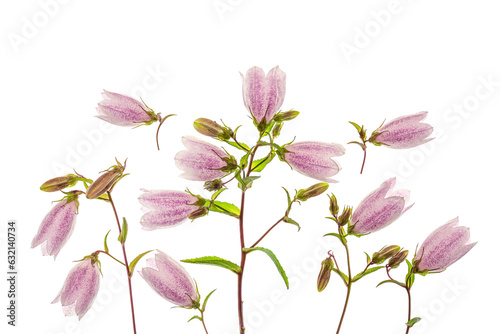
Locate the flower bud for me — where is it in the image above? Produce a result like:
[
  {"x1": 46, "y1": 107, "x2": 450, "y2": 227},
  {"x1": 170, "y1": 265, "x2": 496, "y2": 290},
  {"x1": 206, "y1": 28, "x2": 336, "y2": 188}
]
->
[
  {"x1": 86, "y1": 159, "x2": 126, "y2": 199},
  {"x1": 219, "y1": 155, "x2": 239, "y2": 173},
  {"x1": 193, "y1": 118, "x2": 232, "y2": 140},
  {"x1": 204, "y1": 179, "x2": 225, "y2": 192},
  {"x1": 372, "y1": 245, "x2": 401, "y2": 264},
  {"x1": 272, "y1": 122, "x2": 284, "y2": 137},
  {"x1": 337, "y1": 206, "x2": 352, "y2": 226},
  {"x1": 188, "y1": 207, "x2": 209, "y2": 220},
  {"x1": 274, "y1": 110, "x2": 300, "y2": 122},
  {"x1": 296, "y1": 183, "x2": 329, "y2": 201},
  {"x1": 329, "y1": 193, "x2": 339, "y2": 217},
  {"x1": 388, "y1": 249, "x2": 409, "y2": 269},
  {"x1": 40, "y1": 174, "x2": 79, "y2": 192},
  {"x1": 317, "y1": 257, "x2": 334, "y2": 292}
]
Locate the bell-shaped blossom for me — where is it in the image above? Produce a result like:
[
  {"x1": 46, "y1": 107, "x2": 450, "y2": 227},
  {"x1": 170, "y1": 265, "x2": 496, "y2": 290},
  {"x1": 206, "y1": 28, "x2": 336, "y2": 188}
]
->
[
  {"x1": 31, "y1": 196, "x2": 80, "y2": 258},
  {"x1": 174, "y1": 136, "x2": 230, "y2": 181},
  {"x1": 415, "y1": 217, "x2": 476, "y2": 273},
  {"x1": 52, "y1": 258, "x2": 100, "y2": 320},
  {"x1": 284, "y1": 141, "x2": 345, "y2": 182},
  {"x1": 139, "y1": 189, "x2": 199, "y2": 230},
  {"x1": 351, "y1": 178, "x2": 413, "y2": 235},
  {"x1": 241, "y1": 66, "x2": 286, "y2": 124},
  {"x1": 96, "y1": 90, "x2": 157, "y2": 127},
  {"x1": 139, "y1": 250, "x2": 199, "y2": 308},
  {"x1": 372, "y1": 112, "x2": 433, "y2": 149}
]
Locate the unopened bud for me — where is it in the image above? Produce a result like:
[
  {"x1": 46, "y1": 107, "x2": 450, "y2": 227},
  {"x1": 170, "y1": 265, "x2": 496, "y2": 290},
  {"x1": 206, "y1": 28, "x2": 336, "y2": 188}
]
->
[
  {"x1": 297, "y1": 183, "x2": 329, "y2": 201},
  {"x1": 188, "y1": 207, "x2": 209, "y2": 220},
  {"x1": 329, "y1": 193, "x2": 339, "y2": 217},
  {"x1": 372, "y1": 245, "x2": 401, "y2": 264},
  {"x1": 193, "y1": 118, "x2": 232, "y2": 140},
  {"x1": 219, "y1": 155, "x2": 239, "y2": 173},
  {"x1": 317, "y1": 257, "x2": 334, "y2": 292},
  {"x1": 337, "y1": 206, "x2": 352, "y2": 226},
  {"x1": 204, "y1": 179, "x2": 224, "y2": 192},
  {"x1": 86, "y1": 159, "x2": 127, "y2": 199},
  {"x1": 40, "y1": 174, "x2": 79, "y2": 192},
  {"x1": 272, "y1": 122, "x2": 284, "y2": 137},
  {"x1": 388, "y1": 249, "x2": 409, "y2": 269},
  {"x1": 274, "y1": 110, "x2": 300, "y2": 122}
]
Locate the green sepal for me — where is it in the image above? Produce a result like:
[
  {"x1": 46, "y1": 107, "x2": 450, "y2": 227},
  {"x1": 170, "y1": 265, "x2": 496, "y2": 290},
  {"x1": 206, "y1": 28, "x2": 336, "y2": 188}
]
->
[
  {"x1": 406, "y1": 317, "x2": 421, "y2": 327},
  {"x1": 118, "y1": 218, "x2": 128, "y2": 244},
  {"x1": 283, "y1": 216, "x2": 301, "y2": 231},
  {"x1": 352, "y1": 266, "x2": 384, "y2": 282},
  {"x1": 242, "y1": 247, "x2": 289, "y2": 289},
  {"x1": 103, "y1": 230, "x2": 111, "y2": 253},
  {"x1": 181, "y1": 256, "x2": 242, "y2": 274},
  {"x1": 128, "y1": 250, "x2": 153, "y2": 278}
]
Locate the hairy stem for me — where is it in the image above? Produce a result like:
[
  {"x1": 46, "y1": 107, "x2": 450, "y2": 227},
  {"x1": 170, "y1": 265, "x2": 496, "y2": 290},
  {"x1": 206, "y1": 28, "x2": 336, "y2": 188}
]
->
[
  {"x1": 108, "y1": 192, "x2": 137, "y2": 334},
  {"x1": 405, "y1": 287, "x2": 412, "y2": 334}
]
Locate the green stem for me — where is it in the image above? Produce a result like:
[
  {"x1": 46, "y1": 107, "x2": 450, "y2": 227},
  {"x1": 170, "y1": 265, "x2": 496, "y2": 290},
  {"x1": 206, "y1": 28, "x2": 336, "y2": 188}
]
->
[
  {"x1": 198, "y1": 308, "x2": 209, "y2": 334},
  {"x1": 95, "y1": 250, "x2": 126, "y2": 266},
  {"x1": 405, "y1": 287, "x2": 412, "y2": 334},
  {"x1": 108, "y1": 192, "x2": 137, "y2": 334},
  {"x1": 336, "y1": 238, "x2": 352, "y2": 334}
]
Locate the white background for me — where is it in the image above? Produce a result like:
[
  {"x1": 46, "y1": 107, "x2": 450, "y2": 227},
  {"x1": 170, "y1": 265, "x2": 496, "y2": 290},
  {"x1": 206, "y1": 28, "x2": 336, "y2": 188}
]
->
[{"x1": 1, "y1": 1, "x2": 498, "y2": 333}]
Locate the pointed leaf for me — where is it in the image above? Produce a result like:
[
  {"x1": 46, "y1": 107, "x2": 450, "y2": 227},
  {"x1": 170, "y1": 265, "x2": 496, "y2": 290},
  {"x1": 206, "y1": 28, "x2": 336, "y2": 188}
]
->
[
  {"x1": 118, "y1": 218, "x2": 128, "y2": 244},
  {"x1": 211, "y1": 188, "x2": 226, "y2": 201},
  {"x1": 226, "y1": 141, "x2": 250, "y2": 151},
  {"x1": 188, "y1": 315, "x2": 203, "y2": 323},
  {"x1": 242, "y1": 176, "x2": 260, "y2": 189},
  {"x1": 349, "y1": 121, "x2": 362, "y2": 133},
  {"x1": 209, "y1": 201, "x2": 240, "y2": 218},
  {"x1": 364, "y1": 252, "x2": 371, "y2": 265},
  {"x1": 243, "y1": 247, "x2": 289, "y2": 289},
  {"x1": 323, "y1": 232, "x2": 346, "y2": 245},
  {"x1": 283, "y1": 217, "x2": 301, "y2": 231},
  {"x1": 103, "y1": 230, "x2": 111, "y2": 253},
  {"x1": 376, "y1": 279, "x2": 406, "y2": 288},
  {"x1": 128, "y1": 250, "x2": 153, "y2": 278},
  {"x1": 332, "y1": 268, "x2": 349, "y2": 286},
  {"x1": 201, "y1": 289, "x2": 216, "y2": 312},
  {"x1": 181, "y1": 256, "x2": 241, "y2": 274},
  {"x1": 352, "y1": 266, "x2": 384, "y2": 282},
  {"x1": 282, "y1": 187, "x2": 292, "y2": 206},
  {"x1": 240, "y1": 151, "x2": 251, "y2": 169},
  {"x1": 251, "y1": 153, "x2": 275, "y2": 172},
  {"x1": 406, "y1": 317, "x2": 421, "y2": 327}
]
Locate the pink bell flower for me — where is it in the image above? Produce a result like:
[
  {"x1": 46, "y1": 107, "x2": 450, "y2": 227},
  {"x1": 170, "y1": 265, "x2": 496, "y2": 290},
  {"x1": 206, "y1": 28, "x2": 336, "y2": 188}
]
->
[
  {"x1": 284, "y1": 141, "x2": 345, "y2": 182},
  {"x1": 32, "y1": 193, "x2": 82, "y2": 258},
  {"x1": 96, "y1": 90, "x2": 158, "y2": 127},
  {"x1": 139, "y1": 190, "x2": 199, "y2": 230},
  {"x1": 139, "y1": 250, "x2": 199, "y2": 308},
  {"x1": 415, "y1": 217, "x2": 476, "y2": 273},
  {"x1": 52, "y1": 258, "x2": 101, "y2": 320},
  {"x1": 351, "y1": 178, "x2": 413, "y2": 235},
  {"x1": 241, "y1": 66, "x2": 286, "y2": 124},
  {"x1": 371, "y1": 111, "x2": 433, "y2": 149},
  {"x1": 174, "y1": 136, "x2": 232, "y2": 181}
]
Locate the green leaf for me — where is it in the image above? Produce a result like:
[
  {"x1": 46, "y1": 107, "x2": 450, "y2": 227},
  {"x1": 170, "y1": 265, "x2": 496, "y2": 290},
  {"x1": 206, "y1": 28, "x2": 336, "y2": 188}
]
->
[
  {"x1": 283, "y1": 216, "x2": 301, "y2": 231},
  {"x1": 243, "y1": 247, "x2": 289, "y2": 289},
  {"x1": 272, "y1": 143, "x2": 287, "y2": 161},
  {"x1": 103, "y1": 230, "x2": 111, "y2": 253},
  {"x1": 188, "y1": 315, "x2": 202, "y2": 323},
  {"x1": 352, "y1": 266, "x2": 384, "y2": 282},
  {"x1": 282, "y1": 187, "x2": 292, "y2": 206},
  {"x1": 242, "y1": 176, "x2": 260, "y2": 189},
  {"x1": 251, "y1": 152, "x2": 275, "y2": 172},
  {"x1": 201, "y1": 289, "x2": 216, "y2": 312},
  {"x1": 406, "y1": 317, "x2": 421, "y2": 327},
  {"x1": 364, "y1": 252, "x2": 371, "y2": 265},
  {"x1": 332, "y1": 268, "x2": 349, "y2": 286},
  {"x1": 376, "y1": 279, "x2": 406, "y2": 288},
  {"x1": 347, "y1": 141, "x2": 367, "y2": 150},
  {"x1": 226, "y1": 141, "x2": 250, "y2": 151},
  {"x1": 349, "y1": 121, "x2": 362, "y2": 133},
  {"x1": 181, "y1": 256, "x2": 242, "y2": 274},
  {"x1": 240, "y1": 151, "x2": 251, "y2": 169},
  {"x1": 118, "y1": 218, "x2": 128, "y2": 244},
  {"x1": 128, "y1": 250, "x2": 153, "y2": 278},
  {"x1": 323, "y1": 232, "x2": 346, "y2": 245},
  {"x1": 211, "y1": 188, "x2": 226, "y2": 201},
  {"x1": 209, "y1": 201, "x2": 240, "y2": 218}
]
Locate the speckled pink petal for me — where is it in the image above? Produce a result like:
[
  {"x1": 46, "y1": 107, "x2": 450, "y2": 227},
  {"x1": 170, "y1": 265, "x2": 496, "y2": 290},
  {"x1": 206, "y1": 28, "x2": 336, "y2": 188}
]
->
[
  {"x1": 139, "y1": 250, "x2": 198, "y2": 307},
  {"x1": 376, "y1": 111, "x2": 434, "y2": 149},
  {"x1": 96, "y1": 90, "x2": 152, "y2": 127},
  {"x1": 265, "y1": 66, "x2": 286, "y2": 122},
  {"x1": 242, "y1": 67, "x2": 269, "y2": 123},
  {"x1": 31, "y1": 199, "x2": 78, "y2": 258}
]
